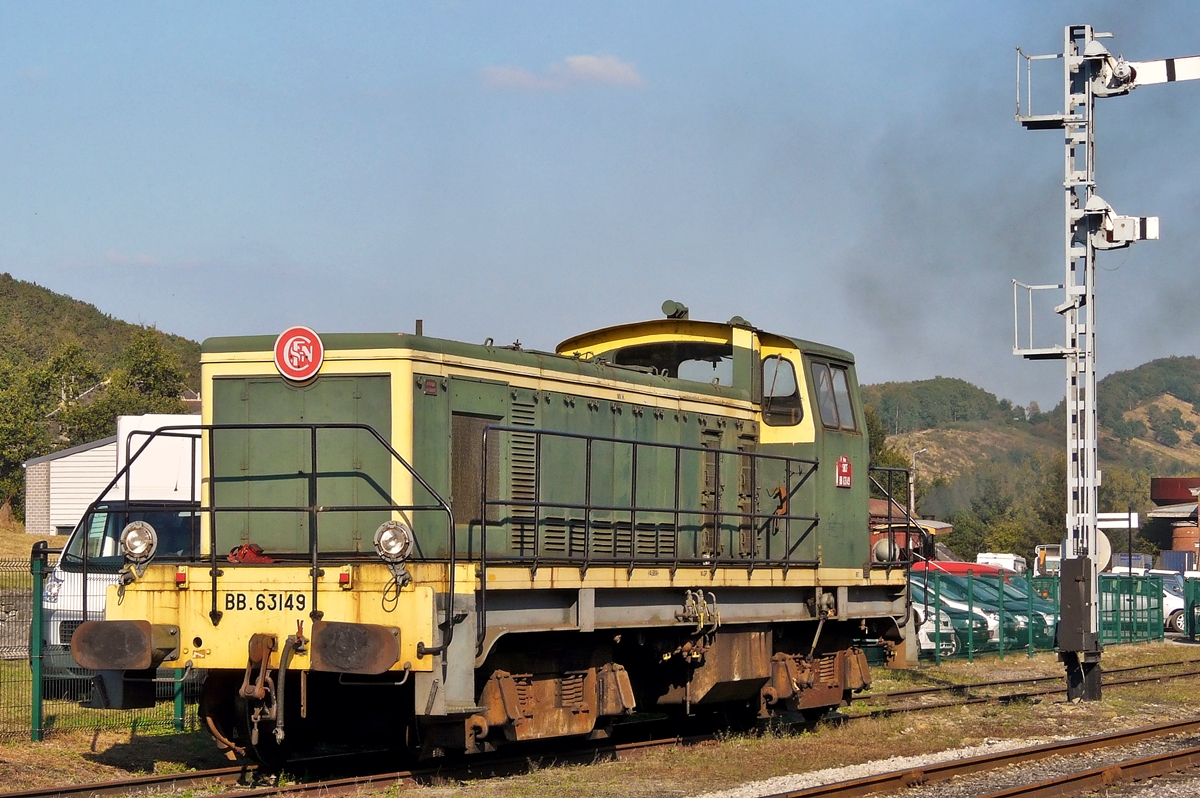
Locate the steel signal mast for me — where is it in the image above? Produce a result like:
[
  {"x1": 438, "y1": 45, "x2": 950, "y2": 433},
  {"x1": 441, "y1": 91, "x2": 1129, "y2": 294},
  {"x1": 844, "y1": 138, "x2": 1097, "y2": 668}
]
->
[{"x1": 1014, "y1": 25, "x2": 1200, "y2": 700}]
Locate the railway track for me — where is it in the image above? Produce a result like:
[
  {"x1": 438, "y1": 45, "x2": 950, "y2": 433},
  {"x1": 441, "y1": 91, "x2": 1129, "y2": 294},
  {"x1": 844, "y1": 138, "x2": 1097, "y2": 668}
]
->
[
  {"x1": 756, "y1": 716, "x2": 1200, "y2": 798},
  {"x1": 863, "y1": 656, "x2": 1200, "y2": 703},
  {"x1": 10, "y1": 657, "x2": 1200, "y2": 798},
  {"x1": 851, "y1": 657, "x2": 1200, "y2": 715}
]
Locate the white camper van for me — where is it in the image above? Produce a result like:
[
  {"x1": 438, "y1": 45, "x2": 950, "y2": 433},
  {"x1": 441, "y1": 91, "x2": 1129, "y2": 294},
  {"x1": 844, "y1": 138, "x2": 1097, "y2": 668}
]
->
[
  {"x1": 975, "y1": 552, "x2": 1028, "y2": 574},
  {"x1": 41, "y1": 415, "x2": 200, "y2": 689}
]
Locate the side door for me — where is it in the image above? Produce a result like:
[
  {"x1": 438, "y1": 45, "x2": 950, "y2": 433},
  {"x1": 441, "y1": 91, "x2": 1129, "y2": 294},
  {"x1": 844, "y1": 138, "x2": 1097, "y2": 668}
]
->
[{"x1": 806, "y1": 359, "x2": 867, "y2": 569}]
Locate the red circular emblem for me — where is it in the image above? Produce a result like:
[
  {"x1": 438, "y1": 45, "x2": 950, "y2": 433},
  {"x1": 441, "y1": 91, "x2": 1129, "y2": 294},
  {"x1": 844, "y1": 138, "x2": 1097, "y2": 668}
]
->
[{"x1": 274, "y1": 326, "x2": 324, "y2": 382}]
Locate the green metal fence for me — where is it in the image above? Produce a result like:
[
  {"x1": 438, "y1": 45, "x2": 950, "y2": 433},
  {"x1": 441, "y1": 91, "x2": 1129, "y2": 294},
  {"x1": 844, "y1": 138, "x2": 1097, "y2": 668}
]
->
[
  {"x1": 1184, "y1": 577, "x2": 1200, "y2": 640},
  {"x1": 0, "y1": 545, "x2": 200, "y2": 741},
  {"x1": 1098, "y1": 574, "x2": 1163, "y2": 645},
  {"x1": 909, "y1": 571, "x2": 1166, "y2": 664},
  {"x1": 911, "y1": 571, "x2": 1053, "y2": 664}
]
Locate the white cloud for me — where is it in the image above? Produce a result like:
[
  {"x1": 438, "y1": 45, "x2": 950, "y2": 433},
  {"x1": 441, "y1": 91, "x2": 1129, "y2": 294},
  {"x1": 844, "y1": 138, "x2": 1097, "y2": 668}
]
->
[
  {"x1": 556, "y1": 55, "x2": 644, "y2": 87},
  {"x1": 482, "y1": 54, "x2": 645, "y2": 89}
]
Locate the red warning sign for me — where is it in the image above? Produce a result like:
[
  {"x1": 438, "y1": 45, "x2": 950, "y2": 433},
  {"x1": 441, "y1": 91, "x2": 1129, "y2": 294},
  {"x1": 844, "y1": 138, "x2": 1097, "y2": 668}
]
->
[
  {"x1": 274, "y1": 326, "x2": 324, "y2": 383},
  {"x1": 835, "y1": 455, "x2": 852, "y2": 489}
]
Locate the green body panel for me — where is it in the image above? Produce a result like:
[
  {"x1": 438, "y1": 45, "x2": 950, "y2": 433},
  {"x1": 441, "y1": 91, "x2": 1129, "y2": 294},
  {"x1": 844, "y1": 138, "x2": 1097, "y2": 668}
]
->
[
  {"x1": 410, "y1": 375, "x2": 451, "y2": 559},
  {"x1": 211, "y1": 376, "x2": 391, "y2": 555}
]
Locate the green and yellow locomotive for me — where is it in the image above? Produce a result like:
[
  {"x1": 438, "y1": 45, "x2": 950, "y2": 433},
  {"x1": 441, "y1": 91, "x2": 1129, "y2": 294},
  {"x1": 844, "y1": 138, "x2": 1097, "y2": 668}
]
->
[{"x1": 72, "y1": 304, "x2": 910, "y2": 761}]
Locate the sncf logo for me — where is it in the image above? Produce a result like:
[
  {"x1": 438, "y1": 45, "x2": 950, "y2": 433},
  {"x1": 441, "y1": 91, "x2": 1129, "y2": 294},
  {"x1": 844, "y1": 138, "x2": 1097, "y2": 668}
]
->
[{"x1": 274, "y1": 326, "x2": 324, "y2": 383}]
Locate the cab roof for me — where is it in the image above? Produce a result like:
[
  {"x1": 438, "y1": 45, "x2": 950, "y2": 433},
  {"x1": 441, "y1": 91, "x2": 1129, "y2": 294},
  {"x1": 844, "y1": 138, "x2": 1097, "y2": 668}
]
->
[{"x1": 555, "y1": 317, "x2": 855, "y2": 363}]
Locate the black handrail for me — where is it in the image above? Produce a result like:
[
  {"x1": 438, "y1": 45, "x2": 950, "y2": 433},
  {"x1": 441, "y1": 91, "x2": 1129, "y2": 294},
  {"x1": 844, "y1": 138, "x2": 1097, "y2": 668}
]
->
[
  {"x1": 867, "y1": 465, "x2": 927, "y2": 570},
  {"x1": 78, "y1": 427, "x2": 203, "y2": 623},
  {"x1": 78, "y1": 424, "x2": 458, "y2": 661},
  {"x1": 477, "y1": 424, "x2": 822, "y2": 652}
]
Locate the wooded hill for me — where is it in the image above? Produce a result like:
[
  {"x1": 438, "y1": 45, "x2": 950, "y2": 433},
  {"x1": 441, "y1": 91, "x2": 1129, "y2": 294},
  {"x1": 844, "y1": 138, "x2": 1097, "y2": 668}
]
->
[{"x1": 0, "y1": 273, "x2": 199, "y2": 384}]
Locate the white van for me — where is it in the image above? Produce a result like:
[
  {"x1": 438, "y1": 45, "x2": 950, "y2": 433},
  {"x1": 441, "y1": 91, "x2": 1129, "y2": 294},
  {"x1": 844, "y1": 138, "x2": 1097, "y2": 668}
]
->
[
  {"x1": 40, "y1": 416, "x2": 200, "y2": 690},
  {"x1": 976, "y1": 552, "x2": 1027, "y2": 574}
]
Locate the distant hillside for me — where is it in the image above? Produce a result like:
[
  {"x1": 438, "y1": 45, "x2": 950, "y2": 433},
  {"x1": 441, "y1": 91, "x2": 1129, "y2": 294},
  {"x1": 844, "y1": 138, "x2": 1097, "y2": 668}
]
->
[
  {"x1": 1090, "y1": 356, "x2": 1200, "y2": 442},
  {"x1": 0, "y1": 273, "x2": 199, "y2": 386},
  {"x1": 862, "y1": 376, "x2": 1028, "y2": 436}
]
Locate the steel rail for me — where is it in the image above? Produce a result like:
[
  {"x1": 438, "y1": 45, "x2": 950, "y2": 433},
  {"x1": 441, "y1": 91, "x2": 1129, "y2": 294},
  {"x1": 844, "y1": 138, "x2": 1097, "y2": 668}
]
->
[
  {"x1": 979, "y1": 743, "x2": 1200, "y2": 797},
  {"x1": 855, "y1": 666, "x2": 1200, "y2": 717},
  {"x1": 0, "y1": 765, "x2": 253, "y2": 798},
  {"x1": 863, "y1": 656, "x2": 1200, "y2": 703},
  {"x1": 760, "y1": 716, "x2": 1200, "y2": 798}
]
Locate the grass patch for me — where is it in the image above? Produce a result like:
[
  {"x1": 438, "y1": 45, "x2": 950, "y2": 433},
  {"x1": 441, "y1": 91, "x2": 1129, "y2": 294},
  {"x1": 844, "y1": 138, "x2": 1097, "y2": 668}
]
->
[{"x1": 0, "y1": 521, "x2": 57, "y2": 560}]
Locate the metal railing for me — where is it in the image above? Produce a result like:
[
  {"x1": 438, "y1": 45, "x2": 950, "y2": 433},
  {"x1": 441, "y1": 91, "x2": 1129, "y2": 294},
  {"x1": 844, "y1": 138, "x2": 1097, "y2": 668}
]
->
[
  {"x1": 868, "y1": 465, "x2": 931, "y2": 569},
  {"x1": 477, "y1": 424, "x2": 829, "y2": 653},
  {"x1": 76, "y1": 424, "x2": 458, "y2": 657},
  {"x1": 478, "y1": 424, "x2": 821, "y2": 573}
]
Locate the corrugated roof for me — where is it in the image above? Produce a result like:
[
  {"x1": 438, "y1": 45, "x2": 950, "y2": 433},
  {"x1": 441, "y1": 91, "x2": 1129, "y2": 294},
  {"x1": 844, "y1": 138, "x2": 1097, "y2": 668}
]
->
[{"x1": 1147, "y1": 502, "x2": 1198, "y2": 520}]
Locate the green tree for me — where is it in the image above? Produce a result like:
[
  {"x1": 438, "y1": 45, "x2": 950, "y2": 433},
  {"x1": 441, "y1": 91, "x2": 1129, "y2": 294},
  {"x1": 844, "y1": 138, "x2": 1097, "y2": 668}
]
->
[
  {"x1": 865, "y1": 405, "x2": 908, "y2": 469},
  {"x1": 56, "y1": 329, "x2": 188, "y2": 447},
  {"x1": 0, "y1": 362, "x2": 52, "y2": 517},
  {"x1": 26, "y1": 343, "x2": 104, "y2": 416},
  {"x1": 1030, "y1": 452, "x2": 1067, "y2": 542},
  {"x1": 120, "y1": 328, "x2": 188, "y2": 400}
]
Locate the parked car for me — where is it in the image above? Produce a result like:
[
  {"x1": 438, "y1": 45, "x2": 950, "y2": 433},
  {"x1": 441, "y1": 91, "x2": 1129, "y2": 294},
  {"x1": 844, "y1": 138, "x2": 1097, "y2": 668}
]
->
[
  {"x1": 43, "y1": 502, "x2": 200, "y2": 692},
  {"x1": 1151, "y1": 571, "x2": 1187, "y2": 633},
  {"x1": 914, "y1": 607, "x2": 958, "y2": 657}
]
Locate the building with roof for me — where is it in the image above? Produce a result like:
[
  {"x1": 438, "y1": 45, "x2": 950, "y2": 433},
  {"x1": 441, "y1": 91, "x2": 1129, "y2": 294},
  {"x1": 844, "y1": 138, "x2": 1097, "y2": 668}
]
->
[{"x1": 22, "y1": 436, "x2": 118, "y2": 536}]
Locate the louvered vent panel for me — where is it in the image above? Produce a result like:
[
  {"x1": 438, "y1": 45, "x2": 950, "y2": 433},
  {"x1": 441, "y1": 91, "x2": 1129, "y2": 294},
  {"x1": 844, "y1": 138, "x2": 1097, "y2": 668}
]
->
[
  {"x1": 542, "y1": 517, "x2": 567, "y2": 554},
  {"x1": 635, "y1": 523, "x2": 676, "y2": 558},
  {"x1": 510, "y1": 400, "x2": 537, "y2": 552}
]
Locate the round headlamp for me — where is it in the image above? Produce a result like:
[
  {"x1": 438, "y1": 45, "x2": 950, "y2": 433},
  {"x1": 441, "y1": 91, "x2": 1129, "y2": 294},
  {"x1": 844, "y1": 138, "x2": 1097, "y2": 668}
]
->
[
  {"x1": 120, "y1": 521, "x2": 158, "y2": 563},
  {"x1": 374, "y1": 520, "x2": 414, "y2": 563}
]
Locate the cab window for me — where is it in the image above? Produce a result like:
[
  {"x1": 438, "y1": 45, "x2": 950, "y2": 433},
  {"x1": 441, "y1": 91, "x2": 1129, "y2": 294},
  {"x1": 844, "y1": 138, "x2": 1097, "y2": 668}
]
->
[
  {"x1": 810, "y1": 361, "x2": 857, "y2": 431},
  {"x1": 611, "y1": 342, "x2": 734, "y2": 385},
  {"x1": 762, "y1": 356, "x2": 803, "y2": 426},
  {"x1": 60, "y1": 504, "x2": 200, "y2": 572}
]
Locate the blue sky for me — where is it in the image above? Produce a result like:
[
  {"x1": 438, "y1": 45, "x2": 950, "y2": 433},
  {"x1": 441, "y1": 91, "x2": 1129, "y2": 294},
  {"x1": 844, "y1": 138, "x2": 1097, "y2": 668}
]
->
[{"x1": 3, "y1": 2, "x2": 1200, "y2": 408}]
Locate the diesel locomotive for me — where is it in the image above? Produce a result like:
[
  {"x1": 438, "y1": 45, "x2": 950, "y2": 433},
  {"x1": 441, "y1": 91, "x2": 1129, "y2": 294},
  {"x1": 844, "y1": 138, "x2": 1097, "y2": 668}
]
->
[{"x1": 71, "y1": 303, "x2": 911, "y2": 762}]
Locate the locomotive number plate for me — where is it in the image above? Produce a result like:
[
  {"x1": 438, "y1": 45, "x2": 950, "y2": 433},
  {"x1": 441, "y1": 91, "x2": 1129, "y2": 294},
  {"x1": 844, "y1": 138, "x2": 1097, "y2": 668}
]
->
[{"x1": 222, "y1": 592, "x2": 307, "y2": 612}]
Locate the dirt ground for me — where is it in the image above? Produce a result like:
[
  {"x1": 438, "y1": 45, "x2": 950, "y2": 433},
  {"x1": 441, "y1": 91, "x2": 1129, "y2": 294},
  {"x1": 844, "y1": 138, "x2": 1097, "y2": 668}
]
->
[{"x1": 3, "y1": 641, "x2": 1200, "y2": 797}]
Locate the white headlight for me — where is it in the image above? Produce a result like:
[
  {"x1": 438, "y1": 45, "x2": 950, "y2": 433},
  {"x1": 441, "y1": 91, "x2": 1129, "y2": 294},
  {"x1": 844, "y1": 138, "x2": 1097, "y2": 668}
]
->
[
  {"x1": 374, "y1": 520, "x2": 414, "y2": 563},
  {"x1": 120, "y1": 521, "x2": 158, "y2": 563}
]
